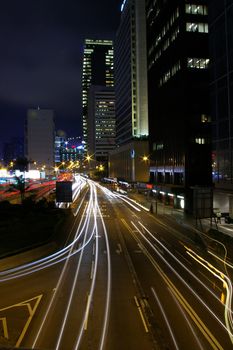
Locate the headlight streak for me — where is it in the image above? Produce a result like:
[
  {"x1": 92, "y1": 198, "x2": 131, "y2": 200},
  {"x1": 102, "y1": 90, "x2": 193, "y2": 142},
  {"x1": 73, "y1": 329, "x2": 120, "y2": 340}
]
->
[
  {"x1": 80, "y1": 179, "x2": 112, "y2": 350},
  {"x1": 185, "y1": 248, "x2": 233, "y2": 345},
  {"x1": 0, "y1": 199, "x2": 91, "y2": 282},
  {"x1": 73, "y1": 182, "x2": 100, "y2": 349},
  {"x1": 55, "y1": 181, "x2": 99, "y2": 350},
  {"x1": 131, "y1": 221, "x2": 233, "y2": 341},
  {"x1": 182, "y1": 222, "x2": 230, "y2": 278},
  {"x1": 71, "y1": 179, "x2": 111, "y2": 350},
  {"x1": 94, "y1": 182, "x2": 116, "y2": 199},
  {"x1": 168, "y1": 286, "x2": 205, "y2": 350},
  {"x1": 122, "y1": 219, "x2": 224, "y2": 350},
  {"x1": 114, "y1": 193, "x2": 150, "y2": 211},
  {"x1": 112, "y1": 193, "x2": 141, "y2": 211},
  {"x1": 151, "y1": 287, "x2": 180, "y2": 350},
  {"x1": 0, "y1": 180, "x2": 90, "y2": 281},
  {"x1": 72, "y1": 176, "x2": 87, "y2": 202},
  {"x1": 32, "y1": 181, "x2": 96, "y2": 349},
  {"x1": 208, "y1": 250, "x2": 233, "y2": 270},
  {"x1": 3, "y1": 177, "x2": 111, "y2": 349},
  {"x1": 96, "y1": 195, "x2": 112, "y2": 350}
]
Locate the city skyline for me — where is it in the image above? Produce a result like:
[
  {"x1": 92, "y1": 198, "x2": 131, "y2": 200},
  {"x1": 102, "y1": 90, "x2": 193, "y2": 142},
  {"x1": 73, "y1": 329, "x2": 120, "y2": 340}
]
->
[{"x1": 0, "y1": 0, "x2": 121, "y2": 156}]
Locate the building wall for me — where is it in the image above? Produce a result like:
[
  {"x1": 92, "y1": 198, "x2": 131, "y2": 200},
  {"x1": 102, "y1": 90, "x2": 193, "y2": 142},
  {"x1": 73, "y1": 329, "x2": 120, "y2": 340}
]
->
[
  {"x1": 87, "y1": 86, "x2": 115, "y2": 162},
  {"x1": 109, "y1": 140, "x2": 149, "y2": 182},
  {"x1": 115, "y1": 0, "x2": 148, "y2": 146},
  {"x1": 209, "y1": 0, "x2": 233, "y2": 189},
  {"x1": 146, "y1": 0, "x2": 212, "y2": 212},
  {"x1": 25, "y1": 109, "x2": 55, "y2": 173}
]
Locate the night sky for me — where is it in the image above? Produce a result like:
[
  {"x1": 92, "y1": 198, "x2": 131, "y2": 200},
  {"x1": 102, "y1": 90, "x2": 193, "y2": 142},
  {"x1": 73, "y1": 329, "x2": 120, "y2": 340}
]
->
[{"x1": 0, "y1": 0, "x2": 121, "y2": 156}]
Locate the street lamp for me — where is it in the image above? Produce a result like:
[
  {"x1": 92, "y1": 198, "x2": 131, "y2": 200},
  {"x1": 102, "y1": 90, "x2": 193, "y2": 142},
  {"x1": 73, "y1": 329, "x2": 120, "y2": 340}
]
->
[{"x1": 142, "y1": 155, "x2": 149, "y2": 162}]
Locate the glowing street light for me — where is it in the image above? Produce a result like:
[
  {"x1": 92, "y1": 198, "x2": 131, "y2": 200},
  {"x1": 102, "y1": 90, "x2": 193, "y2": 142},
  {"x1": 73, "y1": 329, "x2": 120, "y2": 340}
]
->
[{"x1": 142, "y1": 155, "x2": 149, "y2": 162}]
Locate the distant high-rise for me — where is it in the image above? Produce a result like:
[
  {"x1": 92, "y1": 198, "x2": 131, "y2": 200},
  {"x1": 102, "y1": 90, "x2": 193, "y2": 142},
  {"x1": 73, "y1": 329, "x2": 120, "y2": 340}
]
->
[
  {"x1": 146, "y1": 0, "x2": 212, "y2": 212},
  {"x1": 55, "y1": 130, "x2": 67, "y2": 164},
  {"x1": 81, "y1": 39, "x2": 114, "y2": 151},
  {"x1": 25, "y1": 108, "x2": 55, "y2": 173},
  {"x1": 87, "y1": 86, "x2": 115, "y2": 163},
  {"x1": 109, "y1": 0, "x2": 149, "y2": 182}
]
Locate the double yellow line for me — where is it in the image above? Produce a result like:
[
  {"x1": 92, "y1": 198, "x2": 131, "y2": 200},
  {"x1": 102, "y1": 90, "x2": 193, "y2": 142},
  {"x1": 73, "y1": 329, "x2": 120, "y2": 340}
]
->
[{"x1": 121, "y1": 218, "x2": 224, "y2": 350}]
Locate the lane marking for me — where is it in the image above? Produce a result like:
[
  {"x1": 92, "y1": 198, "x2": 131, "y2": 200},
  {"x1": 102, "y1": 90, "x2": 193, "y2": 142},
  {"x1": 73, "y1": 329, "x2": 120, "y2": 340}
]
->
[
  {"x1": 117, "y1": 243, "x2": 122, "y2": 253},
  {"x1": 84, "y1": 294, "x2": 91, "y2": 331},
  {"x1": 90, "y1": 260, "x2": 94, "y2": 280},
  {"x1": 0, "y1": 317, "x2": 9, "y2": 339},
  {"x1": 0, "y1": 295, "x2": 43, "y2": 347},
  {"x1": 134, "y1": 296, "x2": 149, "y2": 333},
  {"x1": 15, "y1": 295, "x2": 43, "y2": 348}
]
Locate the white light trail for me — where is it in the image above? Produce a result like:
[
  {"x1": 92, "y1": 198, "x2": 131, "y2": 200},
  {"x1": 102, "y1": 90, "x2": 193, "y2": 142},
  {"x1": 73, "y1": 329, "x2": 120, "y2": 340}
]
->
[
  {"x1": 131, "y1": 221, "x2": 233, "y2": 340},
  {"x1": 32, "y1": 183, "x2": 95, "y2": 348},
  {"x1": 151, "y1": 287, "x2": 179, "y2": 350}
]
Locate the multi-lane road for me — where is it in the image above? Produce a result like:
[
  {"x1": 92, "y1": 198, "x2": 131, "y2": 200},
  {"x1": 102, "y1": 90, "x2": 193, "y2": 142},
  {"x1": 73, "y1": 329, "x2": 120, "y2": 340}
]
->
[{"x1": 0, "y1": 176, "x2": 233, "y2": 349}]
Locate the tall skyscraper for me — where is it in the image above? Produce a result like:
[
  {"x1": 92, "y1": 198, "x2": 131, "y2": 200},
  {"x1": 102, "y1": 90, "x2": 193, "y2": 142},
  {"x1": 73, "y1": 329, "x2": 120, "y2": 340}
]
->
[
  {"x1": 25, "y1": 108, "x2": 55, "y2": 173},
  {"x1": 87, "y1": 86, "x2": 115, "y2": 163},
  {"x1": 81, "y1": 39, "x2": 114, "y2": 152},
  {"x1": 109, "y1": 0, "x2": 149, "y2": 182},
  {"x1": 146, "y1": 0, "x2": 212, "y2": 212},
  {"x1": 208, "y1": 0, "x2": 233, "y2": 214},
  {"x1": 115, "y1": 0, "x2": 148, "y2": 145}
]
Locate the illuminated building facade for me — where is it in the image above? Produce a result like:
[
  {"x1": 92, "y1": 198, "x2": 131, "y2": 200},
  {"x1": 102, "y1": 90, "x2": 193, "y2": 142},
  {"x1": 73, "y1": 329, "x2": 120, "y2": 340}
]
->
[
  {"x1": 81, "y1": 39, "x2": 114, "y2": 152},
  {"x1": 55, "y1": 130, "x2": 67, "y2": 163},
  {"x1": 59, "y1": 137, "x2": 84, "y2": 163},
  {"x1": 87, "y1": 86, "x2": 115, "y2": 163},
  {"x1": 115, "y1": 0, "x2": 148, "y2": 144},
  {"x1": 146, "y1": 0, "x2": 212, "y2": 212},
  {"x1": 25, "y1": 108, "x2": 55, "y2": 173},
  {"x1": 109, "y1": 0, "x2": 149, "y2": 182},
  {"x1": 209, "y1": 0, "x2": 233, "y2": 214}
]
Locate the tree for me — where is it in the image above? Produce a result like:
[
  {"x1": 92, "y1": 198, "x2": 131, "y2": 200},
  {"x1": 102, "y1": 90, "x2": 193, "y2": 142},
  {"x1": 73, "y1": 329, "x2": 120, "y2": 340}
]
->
[{"x1": 13, "y1": 175, "x2": 27, "y2": 203}]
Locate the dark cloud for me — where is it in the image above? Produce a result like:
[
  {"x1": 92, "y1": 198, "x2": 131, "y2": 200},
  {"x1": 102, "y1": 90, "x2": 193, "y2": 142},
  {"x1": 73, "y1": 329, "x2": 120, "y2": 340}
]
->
[{"x1": 0, "y1": 0, "x2": 121, "y2": 156}]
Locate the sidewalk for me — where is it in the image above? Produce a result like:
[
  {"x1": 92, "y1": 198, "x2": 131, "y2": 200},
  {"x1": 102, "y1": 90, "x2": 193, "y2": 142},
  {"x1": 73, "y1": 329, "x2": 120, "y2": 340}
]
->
[{"x1": 127, "y1": 190, "x2": 233, "y2": 239}]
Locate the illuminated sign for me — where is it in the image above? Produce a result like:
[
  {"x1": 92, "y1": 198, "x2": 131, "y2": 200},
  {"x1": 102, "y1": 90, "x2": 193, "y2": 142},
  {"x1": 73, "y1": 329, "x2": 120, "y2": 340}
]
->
[{"x1": 130, "y1": 149, "x2": 135, "y2": 159}]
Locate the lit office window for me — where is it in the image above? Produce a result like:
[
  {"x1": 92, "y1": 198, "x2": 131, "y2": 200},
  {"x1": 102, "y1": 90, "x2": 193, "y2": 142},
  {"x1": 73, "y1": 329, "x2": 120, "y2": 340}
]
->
[
  {"x1": 159, "y1": 61, "x2": 181, "y2": 86},
  {"x1": 186, "y1": 22, "x2": 208, "y2": 33},
  {"x1": 195, "y1": 138, "x2": 206, "y2": 144},
  {"x1": 187, "y1": 58, "x2": 209, "y2": 69},
  {"x1": 185, "y1": 4, "x2": 208, "y2": 15},
  {"x1": 201, "y1": 114, "x2": 211, "y2": 123}
]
